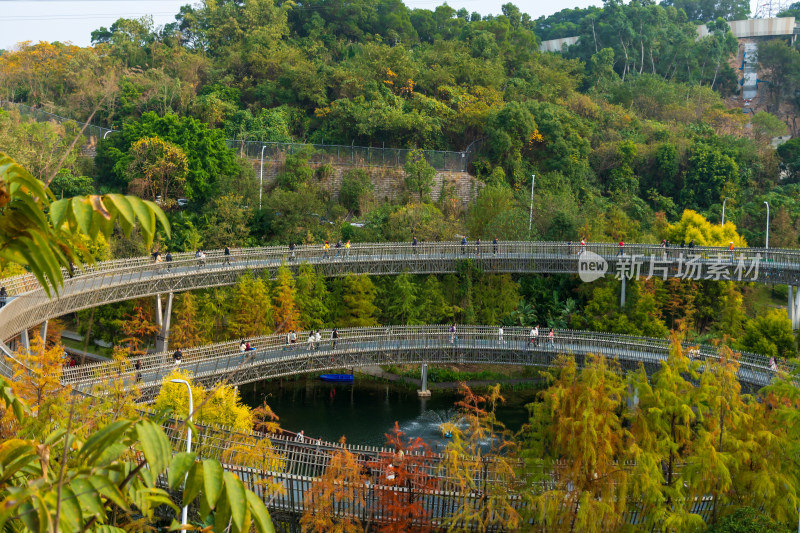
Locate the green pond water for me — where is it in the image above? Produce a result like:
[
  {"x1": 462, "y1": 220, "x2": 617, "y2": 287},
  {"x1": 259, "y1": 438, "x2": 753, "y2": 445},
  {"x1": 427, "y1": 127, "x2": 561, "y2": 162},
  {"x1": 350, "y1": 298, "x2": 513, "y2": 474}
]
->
[{"x1": 239, "y1": 376, "x2": 541, "y2": 451}]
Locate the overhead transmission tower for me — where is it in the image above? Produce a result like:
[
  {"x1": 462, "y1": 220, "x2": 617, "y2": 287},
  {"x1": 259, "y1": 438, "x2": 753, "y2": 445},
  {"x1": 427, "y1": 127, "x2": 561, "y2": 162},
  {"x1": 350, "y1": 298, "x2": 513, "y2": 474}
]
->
[{"x1": 754, "y1": 0, "x2": 788, "y2": 18}]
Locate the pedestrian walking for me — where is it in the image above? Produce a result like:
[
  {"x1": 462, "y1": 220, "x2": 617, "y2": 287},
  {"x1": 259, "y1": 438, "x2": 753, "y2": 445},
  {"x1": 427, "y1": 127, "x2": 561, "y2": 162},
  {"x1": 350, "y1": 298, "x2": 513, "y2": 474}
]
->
[
  {"x1": 579, "y1": 238, "x2": 586, "y2": 256},
  {"x1": 618, "y1": 240, "x2": 624, "y2": 256},
  {"x1": 239, "y1": 340, "x2": 246, "y2": 352},
  {"x1": 533, "y1": 325, "x2": 539, "y2": 347},
  {"x1": 529, "y1": 326, "x2": 535, "y2": 346},
  {"x1": 323, "y1": 241, "x2": 330, "y2": 259},
  {"x1": 335, "y1": 240, "x2": 342, "y2": 258},
  {"x1": 173, "y1": 347, "x2": 183, "y2": 365},
  {"x1": 224, "y1": 245, "x2": 232, "y2": 265},
  {"x1": 196, "y1": 249, "x2": 206, "y2": 267},
  {"x1": 332, "y1": 327, "x2": 338, "y2": 348},
  {"x1": 135, "y1": 358, "x2": 142, "y2": 382},
  {"x1": 291, "y1": 330, "x2": 297, "y2": 348},
  {"x1": 315, "y1": 330, "x2": 322, "y2": 349},
  {"x1": 155, "y1": 252, "x2": 163, "y2": 273},
  {"x1": 769, "y1": 356, "x2": 778, "y2": 371},
  {"x1": 688, "y1": 239, "x2": 695, "y2": 249},
  {"x1": 461, "y1": 236, "x2": 467, "y2": 255},
  {"x1": 165, "y1": 252, "x2": 172, "y2": 271},
  {"x1": 493, "y1": 237, "x2": 498, "y2": 255},
  {"x1": 68, "y1": 260, "x2": 75, "y2": 278},
  {"x1": 307, "y1": 333, "x2": 315, "y2": 351},
  {"x1": 289, "y1": 242, "x2": 296, "y2": 261},
  {"x1": 548, "y1": 328, "x2": 554, "y2": 347},
  {"x1": 728, "y1": 241, "x2": 735, "y2": 262},
  {"x1": 245, "y1": 341, "x2": 251, "y2": 351},
  {"x1": 498, "y1": 326, "x2": 504, "y2": 344},
  {"x1": 449, "y1": 323, "x2": 456, "y2": 344},
  {"x1": 476, "y1": 238, "x2": 481, "y2": 255},
  {"x1": 412, "y1": 235, "x2": 418, "y2": 255},
  {"x1": 345, "y1": 240, "x2": 351, "y2": 257}
]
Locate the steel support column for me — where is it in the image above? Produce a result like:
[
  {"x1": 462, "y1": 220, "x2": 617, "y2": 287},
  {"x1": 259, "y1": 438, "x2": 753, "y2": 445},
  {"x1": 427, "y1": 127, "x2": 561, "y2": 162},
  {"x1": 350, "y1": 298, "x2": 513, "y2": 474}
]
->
[
  {"x1": 155, "y1": 293, "x2": 174, "y2": 352},
  {"x1": 620, "y1": 276, "x2": 626, "y2": 308},
  {"x1": 790, "y1": 285, "x2": 800, "y2": 330},
  {"x1": 40, "y1": 320, "x2": 48, "y2": 342},
  {"x1": 20, "y1": 329, "x2": 29, "y2": 351},
  {"x1": 417, "y1": 363, "x2": 431, "y2": 397}
]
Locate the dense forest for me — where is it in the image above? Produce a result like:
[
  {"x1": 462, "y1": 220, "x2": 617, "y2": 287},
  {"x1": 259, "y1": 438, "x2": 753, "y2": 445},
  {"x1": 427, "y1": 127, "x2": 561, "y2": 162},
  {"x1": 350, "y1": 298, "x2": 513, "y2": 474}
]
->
[
  {"x1": 4, "y1": 1, "x2": 800, "y2": 530},
  {"x1": 2, "y1": 0, "x2": 800, "y2": 353}
]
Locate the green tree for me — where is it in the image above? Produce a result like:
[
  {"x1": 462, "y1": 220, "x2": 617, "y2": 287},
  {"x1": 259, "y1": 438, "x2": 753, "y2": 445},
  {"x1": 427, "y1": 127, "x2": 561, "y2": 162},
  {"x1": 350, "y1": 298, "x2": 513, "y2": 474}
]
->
[
  {"x1": 751, "y1": 111, "x2": 787, "y2": 145},
  {"x1": 228, "y1": 273, "x2": 274, "y2": 338},
  {"x1": 170, "y1": 292, "x2": 208, "y2": 348},
  {"x1": 737, "y1": 308, "x2": 796, "y2": 360},
  {"x1": 383, "y1": 272, "x2": 420, "y2": 324},
  {"x1": 681, "y1": 144, "x2": 739, "y2": 210},
  {"x1": 333, "y1": 274, "x2": 379, "y2": 327},
  {"x1": 49, "y1": 171, "x2": 94, "y2": 198},
  {"x1": 467, "y1": 184, "x2": 526, "y2": 239},
  {"x1": 404, "y1": 149, "x2": 436, "y2": 202},
  {"x1": 295, "y1": 264, "x2": 329, "y2": 329},
  {"x1": 95, "y1": 111, "x2": 239, "y2": 206},
  {"x1": 202, "y1": 193, "x2": 252, "y2": 249},
  {"x1": 273, "y1": 264, "x2": 300, "y2": 333},
  {"x1": 416, "y1": 275, "x2": 453, "y2": 323},
  {"x1": 125, "y1": 136, "x2": 188, "y2": 203},
  {"x1": 339, "y1": 168, "x2": 374, "y2": 214}
]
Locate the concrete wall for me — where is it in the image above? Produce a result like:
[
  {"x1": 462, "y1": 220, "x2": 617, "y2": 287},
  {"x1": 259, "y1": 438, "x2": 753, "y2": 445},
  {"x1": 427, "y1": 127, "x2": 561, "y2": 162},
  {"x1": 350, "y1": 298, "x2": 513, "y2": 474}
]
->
[
  {"x1": 541, "y1": 17, "x2": 798, "y2": 53},
  {"x1": 252, "y1": 159, "x2": 482, "y2": 205}
]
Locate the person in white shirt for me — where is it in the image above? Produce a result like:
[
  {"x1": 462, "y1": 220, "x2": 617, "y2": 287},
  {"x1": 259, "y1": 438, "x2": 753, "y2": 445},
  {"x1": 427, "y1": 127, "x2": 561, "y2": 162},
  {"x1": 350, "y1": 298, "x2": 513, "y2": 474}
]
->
[
  {"x1": 533, "y1": 326, "x2": 539, "y2": 347},
  {"x1": 498, "y1": 326, "x2": 504, "y2": 344},
  {"x1": 239, "y1": 340, "x2": 246, "y2": 352}
]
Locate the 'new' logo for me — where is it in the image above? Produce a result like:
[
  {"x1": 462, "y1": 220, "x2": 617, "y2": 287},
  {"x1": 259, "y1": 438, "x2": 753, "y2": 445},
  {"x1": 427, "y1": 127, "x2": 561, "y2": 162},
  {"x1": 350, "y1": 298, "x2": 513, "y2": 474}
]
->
[{"x1": 578, "y1": 251, "x2": 608, "y2": 283}]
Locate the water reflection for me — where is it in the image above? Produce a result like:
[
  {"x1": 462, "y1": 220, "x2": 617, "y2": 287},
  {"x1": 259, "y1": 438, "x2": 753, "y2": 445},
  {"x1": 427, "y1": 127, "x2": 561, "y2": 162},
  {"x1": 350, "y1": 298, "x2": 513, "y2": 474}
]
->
[{"x1": 239, "y1": 377, "x2": 540, "y2": 450}]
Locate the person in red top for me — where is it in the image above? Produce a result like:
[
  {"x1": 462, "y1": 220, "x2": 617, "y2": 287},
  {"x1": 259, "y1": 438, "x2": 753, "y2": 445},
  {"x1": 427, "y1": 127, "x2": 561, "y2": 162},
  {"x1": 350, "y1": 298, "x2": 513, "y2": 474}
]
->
[
  {"x1": 579, "y1": 238, "x2": 586, "y2": 256},
  {"x1": 618, "y1": 240, "x2": 624, "y2": 256}
]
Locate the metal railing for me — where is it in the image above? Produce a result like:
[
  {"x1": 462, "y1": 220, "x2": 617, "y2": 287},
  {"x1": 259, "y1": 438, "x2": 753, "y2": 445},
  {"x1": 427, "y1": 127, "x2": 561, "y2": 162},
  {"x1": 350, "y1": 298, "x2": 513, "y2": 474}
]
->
[
  {"x1": 0, "y1": 101, "x2": 470, "y2": 172},
  {"x1": 2, "y1": 241, "x2": 800, "y2": 298},
  {"x1": 61, "y1": 324, "x2": 782, "y2": 391},
  {"x1": 0, "y1": 100, "x2": 113, "y2": 141},
  {"x1": 2, "y1": 241, "x2": 800, "y2": 351},
  {"x1": 227, "y1": 140, "x2": 469, "y2": 172}
]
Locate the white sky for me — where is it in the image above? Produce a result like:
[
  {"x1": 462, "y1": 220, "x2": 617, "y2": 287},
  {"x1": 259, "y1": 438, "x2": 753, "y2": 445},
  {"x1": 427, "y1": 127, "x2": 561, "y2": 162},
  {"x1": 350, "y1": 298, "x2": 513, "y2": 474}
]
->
[{"x1": 0, "y1": 0, "x2": 766, "y2": 50}]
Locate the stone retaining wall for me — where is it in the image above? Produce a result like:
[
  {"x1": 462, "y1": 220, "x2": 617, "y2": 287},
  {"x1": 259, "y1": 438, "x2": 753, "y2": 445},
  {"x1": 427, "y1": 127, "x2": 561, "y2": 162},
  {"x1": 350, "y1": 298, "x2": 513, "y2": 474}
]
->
[{"x1": 252, "y1": 159, "x2": 482, "y2": 205}]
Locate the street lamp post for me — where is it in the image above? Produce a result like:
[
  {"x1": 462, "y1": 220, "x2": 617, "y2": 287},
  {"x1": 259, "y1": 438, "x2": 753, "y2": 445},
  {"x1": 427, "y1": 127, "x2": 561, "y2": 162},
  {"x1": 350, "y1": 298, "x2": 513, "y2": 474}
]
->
[
  {"x1": 528, "y1": 175, "x2": 535, "y2": 237},
  {"x1": 721, "y1": 197, "x2": 728, "y2": 226},
  {"x1": 170, "y1": 379, "x2": 193, "y2": 526},
  {"x1": 764, "y1": 201, "x2": 770, "y2": 249},
  {"x1": 259, "y1": 145, "x2": 267, "y2": 211}
]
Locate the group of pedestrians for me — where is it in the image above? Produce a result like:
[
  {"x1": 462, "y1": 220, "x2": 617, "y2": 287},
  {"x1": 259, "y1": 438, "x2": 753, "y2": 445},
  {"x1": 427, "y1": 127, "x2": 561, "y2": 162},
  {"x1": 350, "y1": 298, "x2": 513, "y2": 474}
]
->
[
  {"x1": 303, "y1": 328, "x2": 339, "y2": 350},
  {"x1": 459, "y1": 237, "x2": 500, "y2": 255},
  {"x1": 321, "y1": 241, "x2": 351, "y2": 259}
]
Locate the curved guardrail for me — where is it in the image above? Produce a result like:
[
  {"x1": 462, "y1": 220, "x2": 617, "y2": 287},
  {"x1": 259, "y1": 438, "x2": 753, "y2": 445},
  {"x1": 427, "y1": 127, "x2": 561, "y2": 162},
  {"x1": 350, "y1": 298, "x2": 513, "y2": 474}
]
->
[
  {"x1": 62, "y1": 325, "x2": 781, "y2": 398},
  {"x1": 1, "y1": 241, "x2": 799, "y2": 347}
]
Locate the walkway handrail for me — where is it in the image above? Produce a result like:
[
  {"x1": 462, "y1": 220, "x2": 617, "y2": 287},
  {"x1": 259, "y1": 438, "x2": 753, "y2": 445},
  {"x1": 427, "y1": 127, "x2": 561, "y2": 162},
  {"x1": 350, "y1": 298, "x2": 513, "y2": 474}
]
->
[
  {"x1": 60, "y1": 325, "x2": 785, "y2": 392},
  {"x1": 2, "y1": 241, "x2": 799, "y2": 297}
]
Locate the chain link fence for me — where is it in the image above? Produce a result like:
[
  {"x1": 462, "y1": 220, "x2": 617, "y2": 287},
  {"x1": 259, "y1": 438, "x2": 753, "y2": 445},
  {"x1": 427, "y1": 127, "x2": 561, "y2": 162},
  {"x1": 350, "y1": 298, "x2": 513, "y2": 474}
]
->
[
  {"x1": 1, "y1": 100, "x2": 475, "y2": 172},
  {"x1": 226, "y1": 140, "x2": 469, "y2": 172},
  {"x1": 0, "y1": 100, "x2": 114, "y2": 141}
]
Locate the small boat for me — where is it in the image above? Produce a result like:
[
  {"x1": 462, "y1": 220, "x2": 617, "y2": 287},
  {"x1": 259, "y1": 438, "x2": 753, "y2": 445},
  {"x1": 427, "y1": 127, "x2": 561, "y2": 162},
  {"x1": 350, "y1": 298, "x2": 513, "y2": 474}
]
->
[{"x1": 320, "y1": 373, "x2": 354, "y2": 383}]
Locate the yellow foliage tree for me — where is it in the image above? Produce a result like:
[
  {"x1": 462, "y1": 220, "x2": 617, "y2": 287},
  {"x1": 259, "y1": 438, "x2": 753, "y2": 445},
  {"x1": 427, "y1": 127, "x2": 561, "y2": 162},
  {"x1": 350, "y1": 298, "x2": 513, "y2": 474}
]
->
[
  {"x1": 153, "y1": 369, "x2": 252, "y2": 431},
  {"x1": 273, "y1": 264, "x2": 300, "y2": 333},
  {"x1": 665, "y1": 209, "x2": 746, "y2": 247}
]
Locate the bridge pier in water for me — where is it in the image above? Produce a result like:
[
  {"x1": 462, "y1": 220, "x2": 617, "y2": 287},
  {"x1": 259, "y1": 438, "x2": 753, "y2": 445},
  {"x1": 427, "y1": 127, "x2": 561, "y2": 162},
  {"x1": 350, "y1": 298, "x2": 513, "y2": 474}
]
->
[
  {"x1": 154, "y1": 293, "x2": 173, "y2": 352},
  {"x1": 789, "y1": 286, "x2": 800, "y2": 330},
  {"x1": 417, "y1": 363, "x2": 431, "y2": 397}
]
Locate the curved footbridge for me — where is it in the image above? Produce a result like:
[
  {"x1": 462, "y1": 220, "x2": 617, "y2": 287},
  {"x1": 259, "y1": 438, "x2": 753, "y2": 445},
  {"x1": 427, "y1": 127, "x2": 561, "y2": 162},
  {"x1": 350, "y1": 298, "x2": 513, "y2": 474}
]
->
[
  {"x1": 62, "y1": 325, "x2": 783, "y2": 400},
  {"x1": 0, "y1": 242, "x2": 794, "y2": 528},
  {"x1": 3, "y1": 241, "x2": 800, "y2": 360}
]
